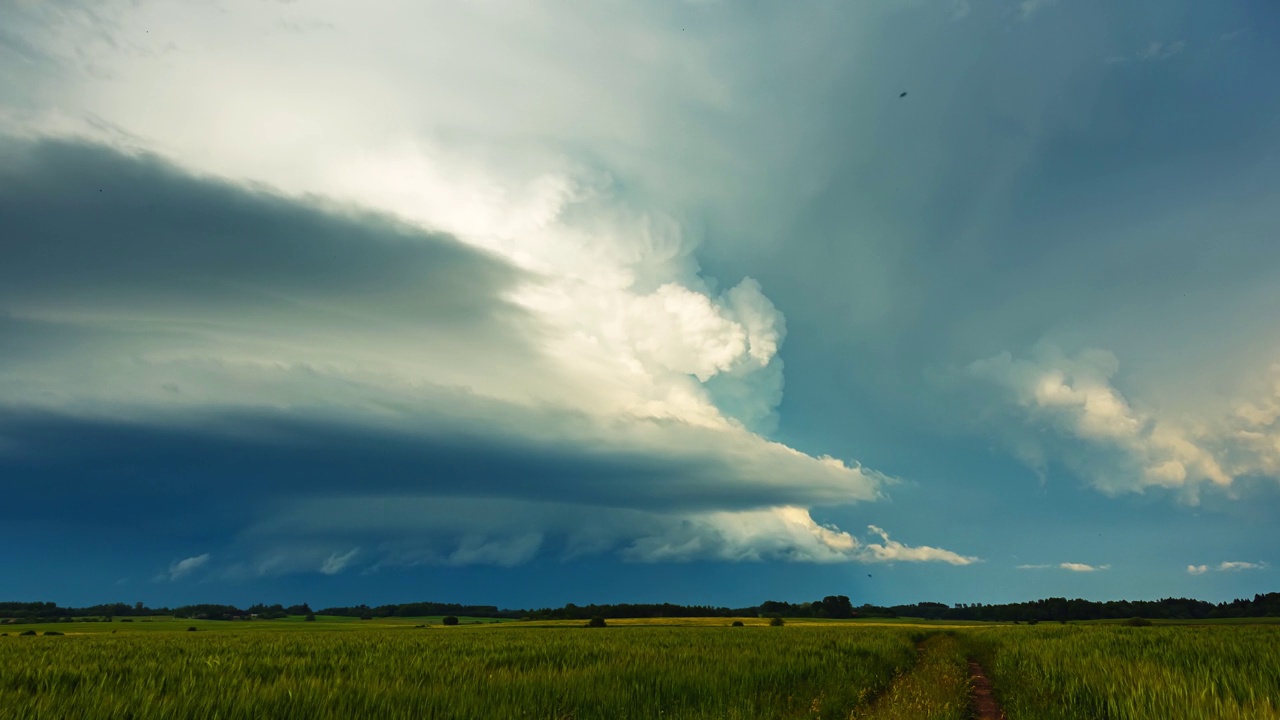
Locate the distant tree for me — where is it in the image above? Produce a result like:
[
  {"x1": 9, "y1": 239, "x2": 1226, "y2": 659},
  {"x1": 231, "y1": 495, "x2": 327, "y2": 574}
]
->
[
  {"x1": 187, "y1": 627, "x2": 198, "y2": 632},
  {"x1": 43, "y1": 630, "x2": 64, "y2": 636},
  {"x1": 442, "y1": 616, "x2": 459, "y2": 626},
  {"x1": 731, "y1": 621, "x2": 745, "y2": 627},
  {"x1": 304, "y1": 612, "x2": 316, "y2": 622},
  {"x1": 587, "y1": 617, "x2": 607, "y2": 628},
  {"x1": 249, "y1": 603, "x2": 288, "y2": 620},
  {"x1": 1123, "y1": 617, "x2": 1152, "y2": 627},
  {"x1": 769, "y1": 616, "x2": 785, "y2": 627},
  {"x1": 821, "y1": 595, "x2": 854, "y2": 619}
]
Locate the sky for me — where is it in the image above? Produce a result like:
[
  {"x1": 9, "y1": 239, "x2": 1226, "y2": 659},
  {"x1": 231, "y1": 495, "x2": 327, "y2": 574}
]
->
[{"x1": 1, "y1": 0, "x2": 1278, "y2": 610}]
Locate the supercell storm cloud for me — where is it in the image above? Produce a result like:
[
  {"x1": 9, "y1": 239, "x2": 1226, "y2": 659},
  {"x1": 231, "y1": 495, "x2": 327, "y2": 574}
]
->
[{"x1": 1, "y1": 0, "x2": 1277, "y2": 606}]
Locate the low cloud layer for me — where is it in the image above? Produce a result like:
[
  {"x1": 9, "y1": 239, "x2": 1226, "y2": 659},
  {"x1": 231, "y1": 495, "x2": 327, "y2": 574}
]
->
[{"x1": 239, "y1": 500, "x2": 980, "y2": 575}]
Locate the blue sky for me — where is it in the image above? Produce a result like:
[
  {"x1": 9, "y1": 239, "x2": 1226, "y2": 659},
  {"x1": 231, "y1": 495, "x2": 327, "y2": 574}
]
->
[{"x1": 1, "y1": 0, "x2": 1278, "y2": 610}]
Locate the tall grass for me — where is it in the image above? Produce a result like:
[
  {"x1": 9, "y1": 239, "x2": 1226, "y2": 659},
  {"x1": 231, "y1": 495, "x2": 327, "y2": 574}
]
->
[
  {"x1": 966, "y1": 624, "x2": 1280, "y2": 720},
  {"x1": 856, "y1": 633, "x2": 971, "y2": 720},
  {"x1": 0, "y1": 625, "x2": 916, "y2": 720},
  {"x1": 7, "y1": 620, "x2": 1277, "y2": 719}
]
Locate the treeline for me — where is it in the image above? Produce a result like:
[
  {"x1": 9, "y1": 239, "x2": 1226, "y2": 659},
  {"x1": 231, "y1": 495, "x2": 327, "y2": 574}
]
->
[
  {"x1": 524, "y1": 602, "x2": 758, "y2": 621},
  {"x1": 759, "y1": 596, "x2": 857, "y2": 619},
  {"x1": 318, "y1": 603, "x2": 514, "y2": 619},
  {"x1": 0, "y1": 601, "x2": 165, "y2": 621},
  {"x1": 3, "y1": 592, "x2": 1279, "y2": 624},
  {"x1": 0, "y1": 601, "x2": 316, "y2": 623},
  {"x1": 856, "y1": 593, "x2": 1280, "y2": 622}
]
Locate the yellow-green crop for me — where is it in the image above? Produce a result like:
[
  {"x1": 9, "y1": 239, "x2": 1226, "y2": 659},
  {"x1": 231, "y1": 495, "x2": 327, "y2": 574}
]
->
[
  {"x1": 966, "y1": 624, "x2": 1280, "y2": 720},
  {"x1": 0, "y1": 624, "x2": 915, "y2": 720}
]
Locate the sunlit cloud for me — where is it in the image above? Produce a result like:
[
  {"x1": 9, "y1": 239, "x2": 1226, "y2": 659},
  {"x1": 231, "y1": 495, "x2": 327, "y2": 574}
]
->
[{"x1": 963, "y1": 345, "x2": 1280, "y2": 501}]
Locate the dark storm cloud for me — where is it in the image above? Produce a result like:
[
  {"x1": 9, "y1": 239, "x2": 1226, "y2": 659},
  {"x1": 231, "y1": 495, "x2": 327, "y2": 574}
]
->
[
  {"x1": 0, "y1": 404, "x2": 839, "y2": 528},
  {"x1": 0, "y1": 137, "x2": 893, "y2": 575},
  {"x1": 0, "y1": 137, "x2": 524, "y2": 327},
  {"x1": 0, "y1": 401, "x2": 889, "y2": 574}
]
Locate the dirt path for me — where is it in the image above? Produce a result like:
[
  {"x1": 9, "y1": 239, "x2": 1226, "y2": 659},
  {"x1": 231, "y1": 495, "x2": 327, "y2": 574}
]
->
[
  {"x1": 856, "y1": 636, "x2": 972, "y2": 719},
  {"x1": 967, "y1": 659, "x2": 1007, "y2": 720}
]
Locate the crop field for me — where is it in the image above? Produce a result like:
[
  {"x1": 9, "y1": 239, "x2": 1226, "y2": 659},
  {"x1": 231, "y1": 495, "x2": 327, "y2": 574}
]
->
[
  {"x1": 967, "y1": 624, "x2": 1280, "y2": 720},
  {"x1": 1, "y1": 618, "x2": 1277, "y2": 719},
  {"x1": 0, "y1": 623, "x2": 927, "y2": 720}
]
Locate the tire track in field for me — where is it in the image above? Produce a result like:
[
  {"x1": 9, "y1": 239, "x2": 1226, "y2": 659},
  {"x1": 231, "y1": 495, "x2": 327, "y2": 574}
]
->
[
  {"x1": 855, "y1": 635, "x2": 971, "y2": 720},
  {"x1": 967, "y1": 659, "x2": 1007, "y2": 720}
]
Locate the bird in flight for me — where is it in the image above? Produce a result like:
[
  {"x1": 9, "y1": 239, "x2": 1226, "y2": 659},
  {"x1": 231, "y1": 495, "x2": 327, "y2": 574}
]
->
[{"x1": 899, "y1": 91, "x2": 908, "y2": 98}]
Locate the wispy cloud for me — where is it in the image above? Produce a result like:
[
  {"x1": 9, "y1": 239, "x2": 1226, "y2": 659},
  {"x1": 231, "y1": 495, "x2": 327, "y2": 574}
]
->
[
  {"x1": 166, "y1": 553, "x2": 210, "y2": 581},
  {"x1": 1189, "y1": 561, "x2": 1266, "y2": 575},
  {"x1": 319, "y1": 549, "x2": 359, "y2": 575},
  {"x1": 1219, "y1": 561, "x2": 1265, "y2": 571},
  {"x1": 1019, "y1": 0, "x2": 1057, "y2": 21},
  {"x1": 1137, "y1": 40, "x2": 1186, "y2": 61},
  {"x1": 1106, "y1": 41, "x2": 1187, "y2": 65},
  {"x1": 1017, "y1": 562, "x2": 1110, "y2": 572},
  {"x1": 1060, "y1": 562, "x2": 1110, "y2": 572}
]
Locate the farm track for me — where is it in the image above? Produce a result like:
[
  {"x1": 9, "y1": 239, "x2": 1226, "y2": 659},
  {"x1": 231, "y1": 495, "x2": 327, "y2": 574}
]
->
[
  {"x1": 855, "y1": 634, "x2": 971, "y2": 720},
  {"x1": 967, "y1": 659, "x2": 1006, "y2": 720}
]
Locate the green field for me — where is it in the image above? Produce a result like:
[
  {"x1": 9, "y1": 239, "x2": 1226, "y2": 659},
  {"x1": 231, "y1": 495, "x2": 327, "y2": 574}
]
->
[
  {"x1": 2, "y1": 618, "x2": 1278, "y2": 719},
  {"x1": 0, "y1": 615, "x2": 510, "y2": 634},
  {"x1": 967, "y1": 624, "x2": 1280, "y2": 720}
]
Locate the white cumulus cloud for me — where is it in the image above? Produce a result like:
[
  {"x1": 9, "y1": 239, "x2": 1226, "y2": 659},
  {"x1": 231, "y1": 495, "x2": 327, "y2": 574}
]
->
[
  {"x1": 965, "y1": 345, "x2": 1255, "y2": 500},
  {"x1": 862, "y1": 525, "x2": 980, "y2": 565}
]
